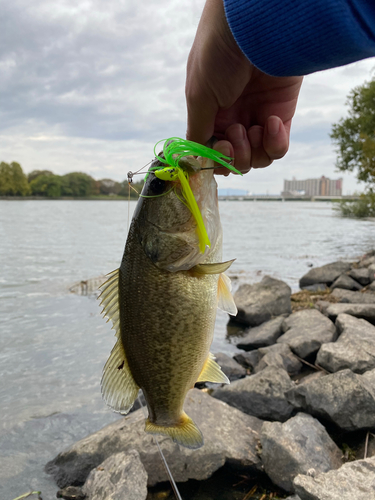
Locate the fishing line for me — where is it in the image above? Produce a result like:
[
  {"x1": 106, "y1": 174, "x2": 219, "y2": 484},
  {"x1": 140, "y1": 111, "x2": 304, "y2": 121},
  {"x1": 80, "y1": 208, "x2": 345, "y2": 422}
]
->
[{"x1": 137, "y1": 394, "x2": 183, "y2": 500}]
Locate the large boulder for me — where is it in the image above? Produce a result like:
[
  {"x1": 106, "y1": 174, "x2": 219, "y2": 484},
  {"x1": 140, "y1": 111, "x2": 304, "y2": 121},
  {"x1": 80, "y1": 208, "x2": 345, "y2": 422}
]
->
[
  {"x1": 286, "y1": 369, "x2": 375, "y2": 431},
  {"x1": 277, "y1": 309, "x2": 336, "y2": 358},
  {"x1": 348, "y1": 268, "x2": 374, "y2": 286},
  {"x1": 254, "y1": 343, "x2": 302, "y2": 376},
  {"x1": 316, "y1": 314, "x2": 375, "y2": 373},
  {"x1": 331, "y1": 288, "x2": 375, "y2": 304},
  {"x1": 319, "y1": 303, "x2": 375, "y2": 324},
  {"x1": 212, "y1": 366, "x2": 295, "y2": 421},
  {"x1": 299, "y1": 261, "x2": 351, "y2": 289},
  {"x1": 45, "y1": 389, "x2": 263, "y2": 488},
  {"x1": 232, "y1": 276, "x2": 291, "y2": 326},
  {"x1": 233, "y1": 351, "x2": 260, "y2": 371},
  {"x1": 236, "y1": 316, "x2": 285, "y2": 350},
  {"x1": 212, "y1": 352, "x2": 246, "y2": 381},
  {"x1": 260, "y1": 413, "x2": 342, "y2": 493},
  {"x1": 82, "y1": 450, "x2": 148, "y2": 500},
  {"x1": 294, "y1": 456, "x2": 375, "y2": 500},
  {"x1": 330, "y1": 274, "x2": 363, "y2": 291}
]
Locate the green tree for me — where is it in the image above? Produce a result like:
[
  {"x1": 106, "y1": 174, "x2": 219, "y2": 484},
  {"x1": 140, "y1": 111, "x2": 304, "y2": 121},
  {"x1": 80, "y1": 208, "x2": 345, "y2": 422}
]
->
[
  {"x1": 331, "y1": 78, "x2": 375, "y2": 185},
  {"x1": 61, "y1": 172, "x2": 95, "y2": 197},
  {"x1": 99, "y1": 178, "x2": 122, "y2": 196},
  {"x1": 30, "y1": 174, "x2": 62, "y2": 197},
  {"x1": 27, "y1": 170, "x2": 54, "y2": 183},
  {"x1": 0, "y1": 161, "x2": 30, "y2": 196}
]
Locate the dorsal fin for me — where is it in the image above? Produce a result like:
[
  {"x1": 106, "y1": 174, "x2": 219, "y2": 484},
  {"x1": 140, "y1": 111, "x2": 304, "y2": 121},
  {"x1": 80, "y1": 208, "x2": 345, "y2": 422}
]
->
[
  {"x1": 99, "y1": 270, "x2": 139, "y2": 413},
  {"x1": 196, "y1": 353, "x2": 229, "y2": 384}
]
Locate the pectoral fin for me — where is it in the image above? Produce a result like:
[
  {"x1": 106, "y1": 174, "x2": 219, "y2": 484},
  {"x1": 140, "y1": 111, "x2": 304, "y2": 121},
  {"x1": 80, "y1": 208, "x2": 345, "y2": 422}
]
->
[
  {"x1": 196, "y1": 353, "x2": 229, "y2": 384},
  {"x1": 217, "y1": 273, "x2": 238, "y2": 316},
  {"x1": 99, "y1": 269, "x2": 139, "y2": 413},
  {"x1": 190, "y1": 259, "x2": 235, "y2": 275}
]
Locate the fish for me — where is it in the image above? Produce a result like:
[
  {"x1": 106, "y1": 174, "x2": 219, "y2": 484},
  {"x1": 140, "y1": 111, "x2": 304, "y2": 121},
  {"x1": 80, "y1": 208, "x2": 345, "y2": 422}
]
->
[{"x1": 99, "y1": 140, "x2": 238, "y2": 449}]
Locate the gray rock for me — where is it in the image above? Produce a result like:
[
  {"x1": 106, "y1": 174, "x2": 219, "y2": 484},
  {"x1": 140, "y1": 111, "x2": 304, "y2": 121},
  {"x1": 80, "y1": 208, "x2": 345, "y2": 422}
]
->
[
  {"x1": 359, "y1": 254, "x2": 375, "y2": 268},
  {"x1": 213, "y1": 366, "x2": 295, "y2": 421},
  {"x1": 277, "y1": 309, "x2": 336, "y2": 358},
  {"x1": 45, "y1": 389, "x2": 263, "y2": 488},
  {"x1": 330, "y1": 274, "x2": 363, "y2": 291},
  {"x1": 321, "y1": 303, "x2": 375, "y2": 324},
  {"x1": 300, "y1": 261, "x2": 352, "y2": 289},
  {"x1": 331, "y1": 288, "x2": 375, "y2": 304},
  {"x1": 82, "y1": 450, "x2": 148, "y2": 500},
  {"x1": 316, "y1": 314, "x2": 375, "y2": 373},
  {"x1": 236, "y1": 316, "x2": 285, "y2": 350},
  {"x1": 213, "y1": 352, "x2": 246, "y2": 381},
  {"x1": 294, "y1": 456, "x2": 375, "y2": 500},
  {"x1": 254, "y1": 343, "x2": 302, "y2": 376},
  {"x1": 233, "y1": 351, "x2": 260, "y2": 371},
  {"x1": 296, "y1": 371, "x2": 327, "y2": 386},
  {"x1": 349, "y1": 268, "x2": 374, "y2": 285},
  {"x1": 369, "y1": 281, "x2": 375, "y2": 292},
  {"x1": 285, "y1": 496, "x2": 302, "y2": 500},
  {"x1": 232, "y1": 276, "x2": 291, "y2": 327},
  {"x1": 286, "y1": 369, "x2": 375, "y2": 431},
  {"x1": 260, "y1": 413, "x2": 342, "y2": 493}
]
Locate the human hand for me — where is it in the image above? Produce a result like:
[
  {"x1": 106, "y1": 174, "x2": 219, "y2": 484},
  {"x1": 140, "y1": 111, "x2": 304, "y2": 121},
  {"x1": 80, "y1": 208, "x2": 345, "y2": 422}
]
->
[{"x1": 185, "y1": 0, "x2": 303, "y2": 174}]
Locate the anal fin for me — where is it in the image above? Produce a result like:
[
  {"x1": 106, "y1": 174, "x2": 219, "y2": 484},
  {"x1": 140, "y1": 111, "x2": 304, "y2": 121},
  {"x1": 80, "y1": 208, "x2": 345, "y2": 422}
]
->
[
  {"x1": 196, "y1": 353, "x2": 229, "y2": 384},
  {"x1": 145, "y1": 412, "x2": 204, "y2": 449}
]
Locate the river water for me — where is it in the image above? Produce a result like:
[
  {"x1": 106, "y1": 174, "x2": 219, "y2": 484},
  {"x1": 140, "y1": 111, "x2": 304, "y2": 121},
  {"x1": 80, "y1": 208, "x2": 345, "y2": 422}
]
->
[{"x1": 1, "y1": 200, "x2": 374, "y2": 499}]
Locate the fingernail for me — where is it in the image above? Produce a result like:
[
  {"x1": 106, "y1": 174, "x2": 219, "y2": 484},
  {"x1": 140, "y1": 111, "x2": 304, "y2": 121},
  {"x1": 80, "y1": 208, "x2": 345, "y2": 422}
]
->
[{"x1": 268, "y1": 117, "x2": 280, "y2": 136}]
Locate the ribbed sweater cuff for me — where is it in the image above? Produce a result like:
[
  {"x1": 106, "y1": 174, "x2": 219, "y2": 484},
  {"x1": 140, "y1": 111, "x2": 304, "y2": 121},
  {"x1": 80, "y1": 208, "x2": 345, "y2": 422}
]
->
[{"x1": 224, "y1": 0, "x2": 375, "y2": 76}]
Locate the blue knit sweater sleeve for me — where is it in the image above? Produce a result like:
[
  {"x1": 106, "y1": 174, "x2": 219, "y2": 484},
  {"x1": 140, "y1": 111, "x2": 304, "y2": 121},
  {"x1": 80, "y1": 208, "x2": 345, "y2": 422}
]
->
[{"x1": 224, "y1": 0, "x2": 375, "y2": 76}]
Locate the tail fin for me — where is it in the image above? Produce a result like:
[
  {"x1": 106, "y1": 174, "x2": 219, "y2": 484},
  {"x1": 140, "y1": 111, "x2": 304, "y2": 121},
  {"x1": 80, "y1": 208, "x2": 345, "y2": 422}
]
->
[{"x1": 145, "y1": 412, "x2": 204, "y2": 449}]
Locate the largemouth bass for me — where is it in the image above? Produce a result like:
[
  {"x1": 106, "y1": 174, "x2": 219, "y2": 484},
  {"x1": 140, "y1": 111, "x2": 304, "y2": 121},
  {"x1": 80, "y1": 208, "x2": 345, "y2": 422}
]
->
[{"x1": 99, "y1": 142, "x2": 237, "y2": 449}]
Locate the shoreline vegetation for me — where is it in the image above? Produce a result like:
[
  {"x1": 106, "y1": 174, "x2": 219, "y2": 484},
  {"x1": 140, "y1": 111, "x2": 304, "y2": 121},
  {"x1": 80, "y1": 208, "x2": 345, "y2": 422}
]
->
[{"x1": 0, "y1": 162, "x2": 143, "y2": 199}]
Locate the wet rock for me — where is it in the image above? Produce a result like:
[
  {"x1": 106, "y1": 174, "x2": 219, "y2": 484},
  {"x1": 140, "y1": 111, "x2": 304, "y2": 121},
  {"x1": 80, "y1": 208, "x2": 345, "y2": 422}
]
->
[
  {"x1": 254, "y1": 343, "x2": 302, "y2": 376},
  {"x1": 213, "y1": 352, "x2": 246, "y2": 381},
  {"x1": 45, "y1": 389, "x2": 263, "y2": 488},
  {"x1": 299, "y1": 261, "x2": 351, "y2": 289},
  {"x1": 294, "y1": 456, "x2": 375, "y2": 500},
  {"x1": 236, "y1": 316, "x2": 285, "y2": 351},
  {"x1": 57, "y1": 486, "x2": 86, "y2": 499},
  {"x1": 277, "y1": 309, "x2": 336, "y2": 358},
  {"x1": 213, "y1": 366, "x2": 295, "y2": 421},
  {"x1": 232, "y1": 276, "x2": 291, "y2": 327},
  {"x1": 348, "y1": 268, "x2": 374, "y2": 285},
  {"x1": 331, "y1": 288, "x2": 375, "y2": 304},
  {"x1": 316, "y1": 314, "x2": 375, "y2": 373},
  {"x1": 260, "y1": 413, "x2": 342, "y2": 493},
  {"x1": 286, "y1": 369, "x2": 375, "y2": 431},
  {"x1": 321, "y1": 303, "x2": 375, "y2": 324},
  {"x1": 233, "y1": 351, "x2": 260, "y2": 371},
  {"x1": 330, "y1": 274, "x2": 363, "y2": 291},
  {"x1": 82, "y1": 450, "x2": 147, "y2": 500}
]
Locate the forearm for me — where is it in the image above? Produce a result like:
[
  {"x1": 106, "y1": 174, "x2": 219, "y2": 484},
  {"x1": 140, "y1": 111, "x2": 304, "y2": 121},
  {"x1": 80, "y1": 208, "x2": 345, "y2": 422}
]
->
[{"x1": 224, "y1": 0, "x2": 375, "y2": 76}]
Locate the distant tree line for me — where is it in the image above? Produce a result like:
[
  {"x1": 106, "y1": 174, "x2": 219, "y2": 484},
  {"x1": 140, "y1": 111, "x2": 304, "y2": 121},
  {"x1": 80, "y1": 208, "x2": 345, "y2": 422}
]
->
[{"x1": 0, "y1": 162, "x2": 143, "y2": 199}]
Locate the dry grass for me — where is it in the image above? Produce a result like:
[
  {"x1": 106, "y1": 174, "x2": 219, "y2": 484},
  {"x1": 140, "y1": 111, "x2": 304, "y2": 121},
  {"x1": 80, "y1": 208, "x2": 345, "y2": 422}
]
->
[{"x1": 291, "y1": 289, "x2": 340, "y2": 312}]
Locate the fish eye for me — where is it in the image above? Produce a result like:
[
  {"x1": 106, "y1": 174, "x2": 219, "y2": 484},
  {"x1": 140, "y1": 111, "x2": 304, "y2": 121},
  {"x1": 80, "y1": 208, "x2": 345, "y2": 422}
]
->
[{"x1": 149, "y1": 176, "x2": 166, "y2": 195}]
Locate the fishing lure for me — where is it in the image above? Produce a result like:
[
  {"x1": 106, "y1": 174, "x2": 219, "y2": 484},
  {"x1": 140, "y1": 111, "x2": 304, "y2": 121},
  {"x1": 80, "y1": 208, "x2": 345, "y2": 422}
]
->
[{"x1": 144, "y1": 137, "x2": 241, "y2": 253}]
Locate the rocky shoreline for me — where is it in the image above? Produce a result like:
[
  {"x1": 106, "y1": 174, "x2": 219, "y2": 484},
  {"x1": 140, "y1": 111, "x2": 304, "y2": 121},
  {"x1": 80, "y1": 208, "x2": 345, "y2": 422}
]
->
[{"x1": 47, "y1": 251, "x2": 375, "y2": 500}]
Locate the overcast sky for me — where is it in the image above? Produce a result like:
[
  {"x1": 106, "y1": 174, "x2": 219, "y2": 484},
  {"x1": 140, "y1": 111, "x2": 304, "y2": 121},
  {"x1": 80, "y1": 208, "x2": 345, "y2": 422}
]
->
[{"x1": 1, "y1": 0, "x2": 374, "y2": 195}]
